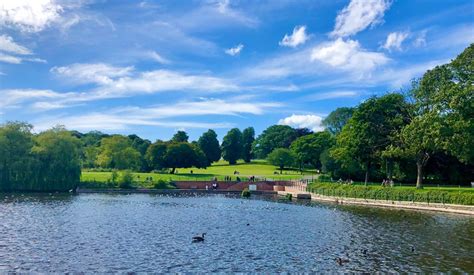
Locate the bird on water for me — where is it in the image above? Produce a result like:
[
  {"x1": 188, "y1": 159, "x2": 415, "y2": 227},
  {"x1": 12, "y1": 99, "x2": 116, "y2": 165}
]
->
[{"x1": 192, "y1": 233, "x2": 206, "y2": 243}]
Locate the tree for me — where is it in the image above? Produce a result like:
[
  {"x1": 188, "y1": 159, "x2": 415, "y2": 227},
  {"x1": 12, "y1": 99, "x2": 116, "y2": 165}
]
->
[
  {"x1": 267, "y1": 148, "x2": 295, "y2": 174},
  {"x1": 252, "y1": 125, "x2": 298, "y2": 158},
  {"x1": 96, "y1": 135, "x2": 141, "y2": 170},
  {"x1": 331, "y1": 94, "x2": 410, "y2": 184},
  {"x1": 0, "y1": 122, "x2": 36, "y2": 191},
  {"x1": 145, "y1": 141, "x2": 168, "y2": 170},
  {"x1": 197, "y1": 129, "x2": 221, "y2": 165},
  {"x1": 164, "y1": 142, "x2": 207, "y2": 173},
  {"x1": 290, "y1": 131, "x2": 335, "y2": 171},
  {"x1": 322, "y1": 107, "x2": 354, "y2": 135},
  {"x1": 221, "y1": 128, "x2": 243, "y2": 165},
  {"x1": 241, "y1": 127, "x2": 255, "y2": 163},
  {"x1": 33, "y1": 126, "x2": 82, "y2": 191},
  {"x1": 171, "y1": 131, "x2": 189, "y2": 143}
]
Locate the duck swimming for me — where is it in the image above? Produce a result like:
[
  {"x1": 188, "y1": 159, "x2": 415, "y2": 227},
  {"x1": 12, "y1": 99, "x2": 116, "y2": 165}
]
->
[{"x1": 192, "y1": 233, "x2": 206, "y2": 243}]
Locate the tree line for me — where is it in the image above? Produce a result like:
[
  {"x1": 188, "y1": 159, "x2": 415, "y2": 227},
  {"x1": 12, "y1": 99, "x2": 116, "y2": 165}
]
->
[{"x1": 0, "y1": 44, "x2": 472, "y2": 191}]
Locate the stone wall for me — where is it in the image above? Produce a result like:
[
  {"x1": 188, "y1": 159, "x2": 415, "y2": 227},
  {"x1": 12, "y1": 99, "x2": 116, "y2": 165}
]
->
[{"x1": 173, "y1": 181, "x2": 292, "y2": 191}]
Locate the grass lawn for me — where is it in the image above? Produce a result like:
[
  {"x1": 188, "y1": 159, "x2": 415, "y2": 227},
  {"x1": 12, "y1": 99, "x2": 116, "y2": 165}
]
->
[{"x1": 81, "y1": 160, "x2": 317, "y2": 186}]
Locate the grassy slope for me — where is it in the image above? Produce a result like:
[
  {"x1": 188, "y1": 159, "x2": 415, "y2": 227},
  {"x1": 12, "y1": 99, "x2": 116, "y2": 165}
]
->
[{"x1": 81, "y1": 160, "x2": 317, "y2": 184}]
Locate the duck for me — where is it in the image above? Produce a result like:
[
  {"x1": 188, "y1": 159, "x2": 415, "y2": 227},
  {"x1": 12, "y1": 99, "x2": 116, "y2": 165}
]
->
[
  {"x1": 335, "y1": 257, "x2": 350, "y2": 266},
  {"x1": 192, "y1": 233, "x2": 206, "y2": 243}
]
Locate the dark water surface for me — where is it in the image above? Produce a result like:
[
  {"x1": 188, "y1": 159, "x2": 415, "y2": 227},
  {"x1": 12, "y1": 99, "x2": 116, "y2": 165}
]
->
[{"x1": 0, "y1": 193, "x2": 473, "y2": 273}]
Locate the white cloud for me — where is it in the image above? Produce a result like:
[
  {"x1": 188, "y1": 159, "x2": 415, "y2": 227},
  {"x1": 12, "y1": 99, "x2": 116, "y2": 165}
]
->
[
  {"x1": 31, "y1": 98, "x2": 280, "y2": 131},
  {"x1": 0, "y1": 35, "x2": 32, "y2": 55},
  {"x1": 413, "y1": 30, "x2": 427, "y2": 48},
  {"x1": 305, "y1": 90, "x2": 359, "y2": 101},
  {"x1": 0, "y1": 53, "x2": 22, "y2": 64},
  {"x1": 0, "y1": 89, "x2": 70, "y2": 110},
  {"x1": 331, "y1": 0, "x2": 391, "y2": 38},
  {"x1": 225, "y1": 44, "x2": 244, "y2": 56},
  {"x1": 279, "y1": 25, "x2": 309, "y2": 48},
  {"x1": 51, "y1": 63, "x2": 134, "y2": 85},
  {"x1": 382, "y1": 31, "x2": 409, "y2": 51},
  {"x1": 311, "y1": 38, "x2": 389, "y2": 73},
  {"x1": 0, "y1": 0, "x2": 63, "y2": 32},
  {"x1": 147, "y1": 51, "x2": 170, "y2": 64},
  {"x1": 278, "y1": 114, "x2": 324, "y2": 132}
]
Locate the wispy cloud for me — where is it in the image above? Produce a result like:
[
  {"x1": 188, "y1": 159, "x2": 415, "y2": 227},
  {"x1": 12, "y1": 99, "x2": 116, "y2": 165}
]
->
[
  {"x1": 382, "y1": 31, "x2": 409, "y2": 51},
  {"x1": 31, "y1": 98, "x2": 281, "y2": 131},
  {"x1": 279, "y1": 26, "x2": 309, "y2": 48},
  {"x1": 0, "y1": 35, "x2": 45, "y2": 64},
  {"x1": 225, "y1": 44, "x2": 244, "y2": 56},
  {"x1": 331, "y1": 0, "x2": 391, "y2": 38}
]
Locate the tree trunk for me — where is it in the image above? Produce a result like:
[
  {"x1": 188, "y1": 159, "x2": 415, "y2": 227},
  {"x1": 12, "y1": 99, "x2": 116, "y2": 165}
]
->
[
  {"x1": 171, "y1": 167, "x2": 176, "y2": 174},
  {"x1": 364, "y1": 161, "x2": 370, "y2": 185},
  {"x1": 416, "y1": 161, "x2": 423, "y2": 189},
  {"x1": 387, "y1": 159, "x2": 393, "y2": 181},
  {"x1": 280, "y1": 166, "x2": 283, "y2": 174}
]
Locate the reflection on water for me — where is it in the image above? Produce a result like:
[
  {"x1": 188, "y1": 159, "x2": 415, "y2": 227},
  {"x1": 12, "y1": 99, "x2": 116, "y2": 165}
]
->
[{"x1": 0, "y1": 193, "x2": 472, "y2": 273}]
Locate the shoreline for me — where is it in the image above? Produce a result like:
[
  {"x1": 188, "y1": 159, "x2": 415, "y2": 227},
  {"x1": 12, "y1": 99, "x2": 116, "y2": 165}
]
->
[
  {"x1": 77, "y1": 188, "x2": 277, "y2": 196},
  {"x1": 277, "y1": 191, "x2": 474, "y2": 215}
]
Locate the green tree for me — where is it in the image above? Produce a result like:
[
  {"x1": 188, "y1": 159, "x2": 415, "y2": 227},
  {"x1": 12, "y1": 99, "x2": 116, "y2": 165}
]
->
[
  {"x1": 164, "y1": 142, "x2": 206, "y2": 173},
  {"x1": 145, "y1": 141, "x2": 168, "y2": 170},
  {"x1": 252, "y1": 125, "x2": 298, "y2": 158},
  {"x1": 0, "y1": 122, "x2": 36, "y2": 191},
  {"x1": 322, "y1": 107, "x2": 354, "y2": 135},
  {"x1": 171, "y1": 131, "x2": 189, "y2": 143},
  {"x1": 96, "y1": 135, "x2": 141, "y2": 170},
  {"x1": 267, "y1": 148, "x2": 296, "y2": 174},
  {"x1": 33, "y1": 126, "x2": 82, "y2": 191},
  {"x1": 197, "y1": 129, "x2": 221, "y2": 165},
  {"x1": 290, "y1": 131, "x2": 335, "y2": 171},
  {"x1": 221, "y1": 128, "x2": 243, "y2": 165},
  {"x1": 242, "y1": 127, "x2": 255, "y2": 163},
  {"x1": 331, "y1": 94, "x2": 410, "y2": 184}
]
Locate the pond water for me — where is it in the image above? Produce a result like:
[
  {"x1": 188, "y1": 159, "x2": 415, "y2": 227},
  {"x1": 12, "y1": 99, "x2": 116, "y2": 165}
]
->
[{"x1": 0, "y1": 193, "x2": 473, "y2": 273}]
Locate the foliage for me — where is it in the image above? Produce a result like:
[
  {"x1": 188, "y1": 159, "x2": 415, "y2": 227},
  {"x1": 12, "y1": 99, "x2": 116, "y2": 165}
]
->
[
  {"x1": 96, "y1": 135, "x2": 141, "y2": 170},
  {"x1": 171, "y1": 131, "x2": 189, "y2": 143},
  {"x1": 164, "y1": 142, "x2": 208, "y2": 173},
  {"x1": 290, "y1": 131, "x2": 335, "y2": 170},
  {"x1": 322, "y1": 107, "x2": 354, "y2": 135},
  {"x1": 241, "y1": 188, "x2": 251, "y2": 198},
  {"x1": 221, "y1": 128, "x2": 243, "y2": 165},
  {"x1": 241, "y1": 127, "x2": 255, "y2": 163},
  {"x1": 145, "y1": 141, "x2": 168, "y2": 170},
  {"x1": 252, "y1": 125, "x2": 298, "y2": 159},
  {"x1": 197, "y1": 129, "x2": 221, "y2": 165},
  {"x1": 118, "y1": 170, "x2": 135, "y2": 189},
  {"x1": 0, "y1": 122, "x2": 82, "y2": 191},
  {"x1": 153, "y1": 179, "x2": 175, "y2": 189},
  {"x1": 267, "y1": 148, "x2": 296, "y2": 173},
  {"x1": 285, "y1": 193, "x2": 292, "y2": 200}
]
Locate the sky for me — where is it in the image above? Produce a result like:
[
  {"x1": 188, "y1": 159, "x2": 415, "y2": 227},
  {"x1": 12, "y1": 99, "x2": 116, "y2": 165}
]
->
[{"x1": 0, "y1": 0, "x2": 473, "y2": 142}]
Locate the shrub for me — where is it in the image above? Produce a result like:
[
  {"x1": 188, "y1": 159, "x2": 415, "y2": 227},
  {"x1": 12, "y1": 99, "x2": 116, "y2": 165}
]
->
[
  {"x1": 285, "y1": 193, "x2": 292, "y2": 200},
  {"x1": 307, "y1": 183, "x2": 474, "y2": 205},
  {"x1": 318, "y1": 174, "x2": 332, "y2": 182},
  {"x1": 241, "y1": 188, "x2": 251, "y2": 198},
  {"x1": 153, "y1": 179, "x2": 175, "y2": 189},
  {"x1": 118, "y1": 170, "x2": 135, "y2": 189}
]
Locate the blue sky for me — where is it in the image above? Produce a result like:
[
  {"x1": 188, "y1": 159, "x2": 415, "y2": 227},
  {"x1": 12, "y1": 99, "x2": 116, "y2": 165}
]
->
[{"x1": 0, "y1": 0, "x2": 473, "y2": 141}]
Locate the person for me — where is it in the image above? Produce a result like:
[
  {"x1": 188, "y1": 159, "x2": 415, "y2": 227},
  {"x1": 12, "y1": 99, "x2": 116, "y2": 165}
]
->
[
  {"x1": 205, "y1": 185, "x2": 208, "y2": 190},
  {"x1": 190, "y1": 170, "x2": 193, "y2": 174}
]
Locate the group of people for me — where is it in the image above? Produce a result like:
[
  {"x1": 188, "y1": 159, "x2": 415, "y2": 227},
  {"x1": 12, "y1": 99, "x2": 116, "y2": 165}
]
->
[
  {"x1": 381, "y1": 179, "x2": 394, "y2": 187},
  {"x1": 337, "y1": 178, "x2": 354, "y2": 185}
]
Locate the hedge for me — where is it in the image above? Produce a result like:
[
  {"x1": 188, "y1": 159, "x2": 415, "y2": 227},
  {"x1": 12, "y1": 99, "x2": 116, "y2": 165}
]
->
[{"x1": 307, "y1": 183, "x2": 474, "y2": 205}]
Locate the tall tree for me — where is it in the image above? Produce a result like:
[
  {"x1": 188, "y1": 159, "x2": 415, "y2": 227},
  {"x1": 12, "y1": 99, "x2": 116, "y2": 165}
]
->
[
  {"x1": 241, "y1": 127, "x2": 255, "y2": 163},
  {"x1": 221, "y1": 128, "x2": 243, "y2": 165},
  {"x1": 252, "y1": 125, "x2": 298, "y2": 158},
  {"x1": 164, "y1": 142, "x2": 207, "y2": 173},
  {"x1": 197, "y1": 129, "x2": 221, "y2": 165},
  {"x1": 267, "y1": 148, "x2": 296, "y2": 174},
  {"x1": 33, "y1": 127, "x2": 82, "y2": 191},
  {"x1": 331, "y1": 94, "x2": 410, "y2": 184},
  {"x1": 290, "y1": 131, "x2": 335, "y2": 171},
  {"x1": 322, "y1": 107, "x2": 354, "y2": 135},
  {"x1": 145, "y1": 141, "x2": 168, "y2": 171},
  {"x1": 96, "y1": 135, "x2": 141, "y2": 170},
  {"x1": 171, "y1": 131, "x2": 189, "y2": 143}
]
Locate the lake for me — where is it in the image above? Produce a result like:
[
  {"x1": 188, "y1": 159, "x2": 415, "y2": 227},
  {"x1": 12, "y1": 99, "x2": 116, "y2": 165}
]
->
[{"x1": 0, "y1": 193, "x2": 472, "y2": 273}]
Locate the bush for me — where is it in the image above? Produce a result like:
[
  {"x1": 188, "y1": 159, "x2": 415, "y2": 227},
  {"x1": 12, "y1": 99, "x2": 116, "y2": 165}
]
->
[
  {"x1": 307, "y1": 183, "x2": 474, "y2": 205},
  {"x1": 285, "y1": 193, "x2": 292, "y2": 200},
  {"x1": 318, "y1": 174, "x2": 332, "y2": 182},
  {"x1": 118, "y1": 170, "x2": 135, "y2": 189},
  {"x1": 241, "y1": 188, "x2": 251, "y2": 198},
  {"x1": 153, "y1": 179, "x2": 175, "y2": 189}
]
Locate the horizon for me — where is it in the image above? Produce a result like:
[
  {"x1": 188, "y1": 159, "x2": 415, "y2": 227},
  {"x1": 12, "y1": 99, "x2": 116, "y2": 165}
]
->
[{"x1": 1, "y1": 0, "x2": 473, "y2": 141}]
